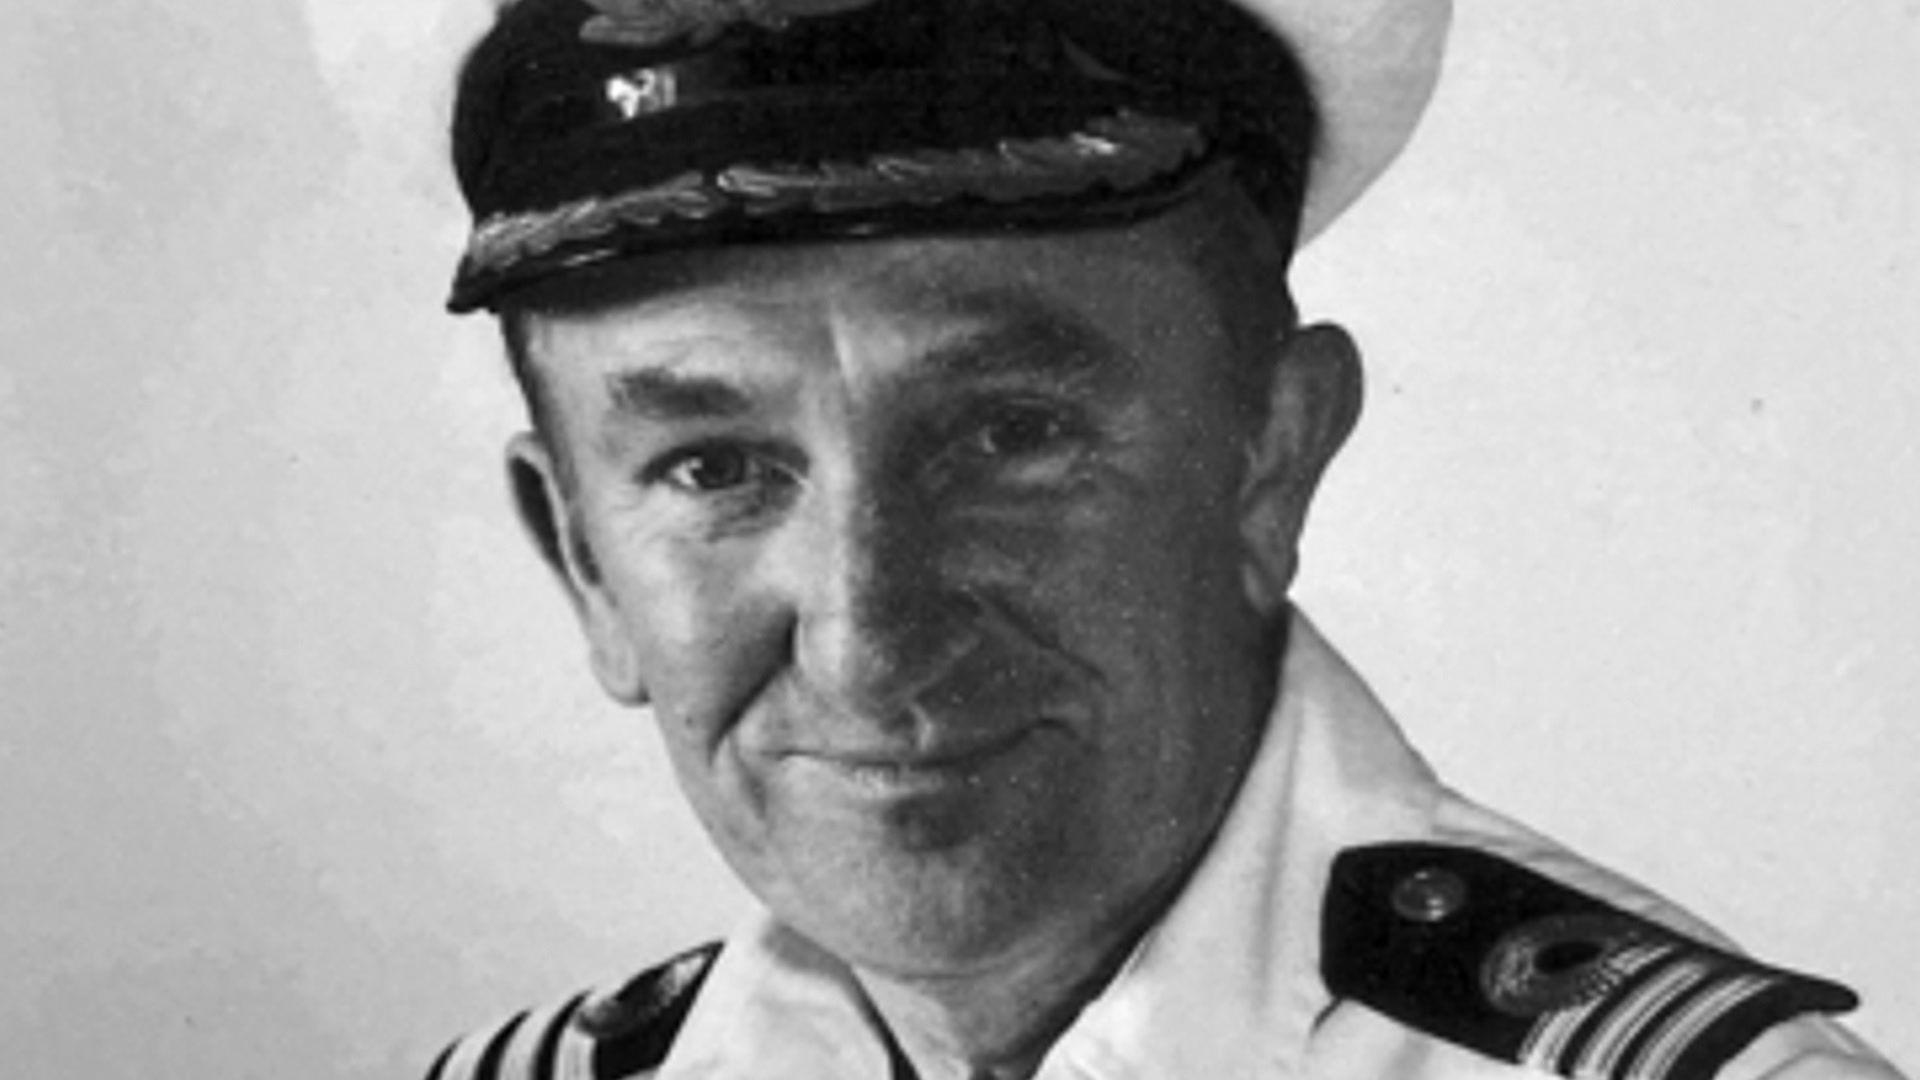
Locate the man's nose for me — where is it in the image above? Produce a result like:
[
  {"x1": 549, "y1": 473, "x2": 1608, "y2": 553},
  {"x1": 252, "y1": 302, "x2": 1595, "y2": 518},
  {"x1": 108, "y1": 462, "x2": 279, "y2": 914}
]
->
[{"x1": 781, "y1": 481, "x2": 980, "y2": 721}]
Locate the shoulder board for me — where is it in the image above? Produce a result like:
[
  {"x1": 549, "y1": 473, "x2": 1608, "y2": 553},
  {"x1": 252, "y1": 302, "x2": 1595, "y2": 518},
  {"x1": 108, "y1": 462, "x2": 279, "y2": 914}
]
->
[
  {"x1": 1323, "y1": 844, "x2": 1858, "y2": 1080},
  {"x1": 426, "y1": 941, "x2": 722, "y2": 1080}
]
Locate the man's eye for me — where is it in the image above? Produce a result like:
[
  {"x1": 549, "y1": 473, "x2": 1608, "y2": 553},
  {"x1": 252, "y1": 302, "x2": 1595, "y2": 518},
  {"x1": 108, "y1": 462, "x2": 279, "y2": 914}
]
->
[
  {"x1": 966, "y1": 404, "x2": 1072, "y2": 459},
  {"x1": 655, "y1": 445, "x2": 783, "y2": 494}
]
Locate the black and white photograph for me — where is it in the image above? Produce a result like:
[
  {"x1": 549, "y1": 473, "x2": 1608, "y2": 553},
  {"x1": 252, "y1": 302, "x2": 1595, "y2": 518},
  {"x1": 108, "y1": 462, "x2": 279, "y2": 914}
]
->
[{"x1": 2, "y1": 2, "x2": 1914, "y2": 1077}]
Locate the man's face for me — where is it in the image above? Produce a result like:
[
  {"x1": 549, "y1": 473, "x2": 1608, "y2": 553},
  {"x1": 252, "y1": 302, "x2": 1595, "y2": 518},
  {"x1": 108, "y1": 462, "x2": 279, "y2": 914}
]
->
[{"x1": 512, "y1": 216, "x2": 1342, "y2": 980}]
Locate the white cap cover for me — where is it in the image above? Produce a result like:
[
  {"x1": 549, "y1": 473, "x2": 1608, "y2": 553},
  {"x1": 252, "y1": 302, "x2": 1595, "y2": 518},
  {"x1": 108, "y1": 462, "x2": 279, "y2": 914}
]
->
[{"x1": 1242, "y1": 0, "x2": 1453, "y2": 244}]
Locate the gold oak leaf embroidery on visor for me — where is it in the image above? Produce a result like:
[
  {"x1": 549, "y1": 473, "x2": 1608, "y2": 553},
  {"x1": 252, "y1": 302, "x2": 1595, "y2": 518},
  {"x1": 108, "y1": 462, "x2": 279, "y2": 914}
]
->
[
  {"x1": 582, "y1": 0, "x2": 881, "y2": 48},
  {"x1": 460, "y1": 110, "x2": 1208, "y2": 278}
]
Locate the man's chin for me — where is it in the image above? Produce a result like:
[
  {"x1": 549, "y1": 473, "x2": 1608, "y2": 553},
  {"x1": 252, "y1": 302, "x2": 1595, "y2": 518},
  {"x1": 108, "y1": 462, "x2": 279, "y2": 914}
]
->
[
  {"x1": 763, "y1": 832, "x2": 1082, "y2": 981},
  {"x1": 720, "y1": 728, "x2": 1100, "y2": 972}
]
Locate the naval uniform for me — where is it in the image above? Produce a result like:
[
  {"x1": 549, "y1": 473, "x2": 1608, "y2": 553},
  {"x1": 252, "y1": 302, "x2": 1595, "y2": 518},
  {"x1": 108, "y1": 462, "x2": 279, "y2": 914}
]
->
[{"x1": 425, "y1": 613, "x2": 1898, "y2": 1080}]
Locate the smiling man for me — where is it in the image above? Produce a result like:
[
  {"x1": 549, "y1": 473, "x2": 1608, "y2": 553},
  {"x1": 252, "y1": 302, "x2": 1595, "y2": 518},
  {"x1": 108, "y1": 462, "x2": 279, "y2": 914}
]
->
[{"x1": 427, "y1": 3, "x2": 1902, "y2": 1080}]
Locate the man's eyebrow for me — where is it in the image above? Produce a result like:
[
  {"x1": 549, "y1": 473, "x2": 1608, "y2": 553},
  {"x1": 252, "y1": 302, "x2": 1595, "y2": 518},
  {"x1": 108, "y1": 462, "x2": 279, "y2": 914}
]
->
[
  {"x1": 597, "y1": 293, "x2": 1128, "y2": 418},
  {"x1": 605, "y1": 368, "x2": 754, "y2": 421},
  {"x1": 915, "y1": 296, "x2": 1135, "y2": 388}
]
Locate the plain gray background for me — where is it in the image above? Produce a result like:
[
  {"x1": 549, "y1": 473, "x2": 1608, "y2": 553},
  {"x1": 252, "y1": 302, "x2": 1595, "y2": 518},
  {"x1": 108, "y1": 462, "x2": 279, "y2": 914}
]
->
[{"x1": 2, "y1": 1, "x2": 1914, "y2": 1076}]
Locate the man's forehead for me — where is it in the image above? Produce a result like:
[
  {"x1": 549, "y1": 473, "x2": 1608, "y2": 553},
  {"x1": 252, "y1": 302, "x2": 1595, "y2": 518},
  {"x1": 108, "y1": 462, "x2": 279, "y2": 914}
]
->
[{"x1": 576, "y1": 302, "x2": 1131, "y2": 421}]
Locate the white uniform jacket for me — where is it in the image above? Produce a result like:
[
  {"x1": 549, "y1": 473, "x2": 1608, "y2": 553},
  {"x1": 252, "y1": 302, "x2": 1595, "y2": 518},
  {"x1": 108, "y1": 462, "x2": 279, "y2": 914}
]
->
[{"x1": 429, "y1": 613, "x2": 1903, "y2": 1080}]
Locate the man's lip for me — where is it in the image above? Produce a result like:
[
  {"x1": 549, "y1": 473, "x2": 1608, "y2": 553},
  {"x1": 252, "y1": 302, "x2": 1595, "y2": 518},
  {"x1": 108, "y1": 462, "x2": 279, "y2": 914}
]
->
[{"x1": 787, "y1": 726, "x2": 1044, "y2": 792}]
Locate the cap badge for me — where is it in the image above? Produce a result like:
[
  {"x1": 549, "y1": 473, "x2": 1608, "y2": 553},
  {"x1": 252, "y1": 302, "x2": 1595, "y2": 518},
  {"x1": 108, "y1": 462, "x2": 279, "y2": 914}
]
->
[{"x1": 582, "y1": 0, "x2": 878, "y2": 49}]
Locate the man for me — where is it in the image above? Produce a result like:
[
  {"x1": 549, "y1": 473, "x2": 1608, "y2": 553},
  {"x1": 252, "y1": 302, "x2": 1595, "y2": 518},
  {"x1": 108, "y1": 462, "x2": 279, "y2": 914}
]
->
[{"x1": 427, "y1": 2, "x2": 1903, "y2": 1079}]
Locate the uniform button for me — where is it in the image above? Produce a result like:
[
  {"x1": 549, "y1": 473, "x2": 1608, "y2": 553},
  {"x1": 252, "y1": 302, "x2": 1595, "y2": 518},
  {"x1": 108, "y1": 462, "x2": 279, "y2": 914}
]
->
[{"x1": 1392, "y1": 866, "x2": 1469, "y2": 924}]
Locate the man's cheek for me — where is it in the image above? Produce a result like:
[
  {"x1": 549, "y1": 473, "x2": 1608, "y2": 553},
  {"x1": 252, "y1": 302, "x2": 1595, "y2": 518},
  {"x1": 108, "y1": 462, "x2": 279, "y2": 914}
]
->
[
  {"x1": 943, "y1": 483, "x2": 1139, "y2": 583},
  {"x1": 623, "y1": 564, "x2": 777, "y2": 726},
  {"x1": 1049, "y1": 522, "x2": 1231, "y2": 653}
]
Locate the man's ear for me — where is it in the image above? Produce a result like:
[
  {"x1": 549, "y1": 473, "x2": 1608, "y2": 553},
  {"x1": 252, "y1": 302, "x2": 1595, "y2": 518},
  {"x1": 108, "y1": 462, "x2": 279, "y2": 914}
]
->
[
  {"x1": 1238, "y1": 323, "x2": 1364, "y2": 618},
  {"x1": 506, "y1": 433, "x2": 649, "y2": 706}
]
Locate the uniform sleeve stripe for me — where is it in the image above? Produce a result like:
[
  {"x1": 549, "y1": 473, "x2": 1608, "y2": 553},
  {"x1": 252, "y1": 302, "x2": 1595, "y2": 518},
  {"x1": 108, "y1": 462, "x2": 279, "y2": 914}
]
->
[
  {"x1": 556, "y1": 1018, "x2": 600, "y2": 1080},
  {"x1": 1520, "y1": 943, "x2": 1679, "y2": 1073},
  {"x1": 531, "y1": 994, "x2": 589, "y2": 1080},
  {"x1": 438, "y1": 1019, "x2": 503, "y2": 1080},
  {"x1": 1523, "y1": 991, "x2": 1612, "y2": 1073},
  {"x1": 473, "y1": 1012, "x2": 531, "y2": 1080},
  {"x1": 1559, "y1": 955, "x2": 1704, "y2": 1077},
  {"x1": 426, "y1": 1041, "x2": 457, "y2": 1080},
  {"x1": 490, "y1": 999, "x2": 570, "y2": 1080},
  {"x1": 1570, "y1": 958, "x2": 1713, "y2": 1080},
  {"x1": 1631, "y1": 973, "x2": 1774, "y2": 1080}
]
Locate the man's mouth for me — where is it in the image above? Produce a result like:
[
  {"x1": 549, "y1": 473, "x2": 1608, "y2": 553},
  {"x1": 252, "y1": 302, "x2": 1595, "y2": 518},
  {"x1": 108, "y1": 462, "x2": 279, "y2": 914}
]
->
[{"x1": 796, "y1": 726, "x2": 1046, "y2": 800}]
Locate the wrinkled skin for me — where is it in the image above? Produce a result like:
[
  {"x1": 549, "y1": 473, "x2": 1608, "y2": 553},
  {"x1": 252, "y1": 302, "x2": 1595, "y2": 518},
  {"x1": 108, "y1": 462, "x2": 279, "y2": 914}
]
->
[{"x1": 508, "y1": 210, "x2": 1359, "y2": 1065}]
